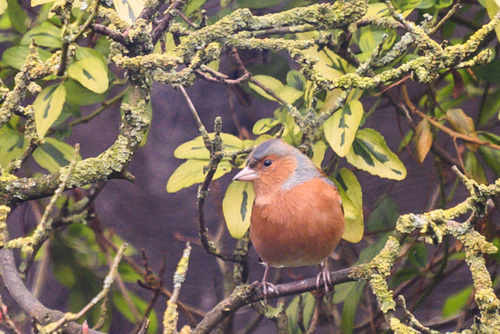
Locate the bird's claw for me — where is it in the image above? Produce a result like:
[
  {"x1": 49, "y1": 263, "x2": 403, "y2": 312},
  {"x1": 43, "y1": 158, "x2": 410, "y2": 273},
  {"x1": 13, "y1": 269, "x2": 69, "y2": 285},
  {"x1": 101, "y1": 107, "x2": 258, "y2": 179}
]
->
[
  {"x1": 316, "y1": 263, "x2": 332, "y2": 293},
  {"x1": 261, "y1": 280, "x2": 279, "y2": 304}
]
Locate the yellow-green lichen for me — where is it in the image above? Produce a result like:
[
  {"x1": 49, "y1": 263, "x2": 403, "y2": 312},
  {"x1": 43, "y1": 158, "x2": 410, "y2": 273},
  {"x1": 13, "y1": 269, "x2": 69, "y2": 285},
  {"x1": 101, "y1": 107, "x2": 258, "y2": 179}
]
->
[{"x1": 389, "y1": 318, "x2": 419, "y2": 334}]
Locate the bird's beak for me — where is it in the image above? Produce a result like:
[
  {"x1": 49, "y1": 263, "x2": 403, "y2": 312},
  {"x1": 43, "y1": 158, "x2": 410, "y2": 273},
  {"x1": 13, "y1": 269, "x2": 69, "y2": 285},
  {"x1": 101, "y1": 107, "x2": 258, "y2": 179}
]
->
[{"x1": 233, "y1": 166, "x2": 258, "y2": 181}]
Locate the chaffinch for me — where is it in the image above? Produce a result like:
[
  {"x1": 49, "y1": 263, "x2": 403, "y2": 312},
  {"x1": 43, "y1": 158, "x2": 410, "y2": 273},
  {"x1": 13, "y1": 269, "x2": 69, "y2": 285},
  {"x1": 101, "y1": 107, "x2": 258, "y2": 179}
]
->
[{"x1": 233, "y1": 139, "x2": 345, "y2": 300}]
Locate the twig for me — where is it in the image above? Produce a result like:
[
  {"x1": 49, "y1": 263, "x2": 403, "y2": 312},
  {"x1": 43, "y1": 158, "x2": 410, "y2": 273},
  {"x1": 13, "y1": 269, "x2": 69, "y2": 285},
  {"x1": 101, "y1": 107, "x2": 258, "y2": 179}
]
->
[
  {"x1": 305, "y1": 297, "x2": 321, "y2": 334},
  {"x1": 401, "y1": 85, "x2": 500, "y2": 150},
  {"x1": 49, "y1": 244, "x2": 127, "y2": 332},
  {"x1": 178, "y1": 86, "x2": 238, "y2": 262},
  {"x1": 5, "y1": 144, "x2": 80, "y2": 253},
  {"x1": 0, "y1": 294, "x2": 22, "y2": 334},
  {"x1": 151, "y1": 0, "x2": 189, "y2": 43},
  {"x1": 163, "y1": 243, "x2": 191, "y2": 334},
  {"x1": 193, "y1": 268, "x2": 355, "y2": 334},
  {"x1": 429, "y1": 3, "x2": 461, "y2": 35},
  {"x1": 70, "y1": 88, "x2": 128, "y2": 127},
  {"x1": 72, "y1": 0, "x2": 102, "y2": 43},
  {"x1": 91, "y1": 24, "x2": 127, "y2": 45},
  {"x1": 177, "y1": 11, "x2": 197, "y2": 29}
]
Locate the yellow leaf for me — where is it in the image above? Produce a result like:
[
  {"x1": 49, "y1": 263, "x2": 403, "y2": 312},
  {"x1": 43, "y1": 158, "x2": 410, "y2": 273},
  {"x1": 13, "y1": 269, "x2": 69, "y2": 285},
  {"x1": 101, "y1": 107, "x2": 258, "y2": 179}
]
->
[
  {"x1": 324, "y1": 100, "x2": 364, "y2": 157},
  {"x1": 166, "y1": 159, "x2": 232, "y2": 193},
  {"x1": 334, "y1": 168, "x2": 364, "y2": 243},
  {"x1": 32, "y1": 137, "x2": 81, "y2": 173},
  {"x1": 113, "y1": 0, "x2": 145, "y2": 24},
  {"x1": 296, "y1": 32, "x2": 349, "y2": 78},
  {"x1": 446, "y1": 108, "x2": 479, "y2": 151},
  {"x1": 248, "y1": 75, "x2": 283, "y2": 101},
  {"x1": 68, "y1": 58, "x2": 109, "y2": 94},
  {"x1": 174, "y1": 133, "x2": 244, "y2": 159},
  {"x1": 311, "y1": 141, "x2": 326, "y2": 168},
  {"x1": 223, "y1": 181, "x2": 255, "y2": 239},
  {"x1": 34, "y1": 84, "x2": 66, "y2": 137},
  {"x1": 252, "y1": 118, "x2": 279, "y2": 135},
  {"x1": 483, "y1": 0, "x2": 500, "y2": 43},
  {"x1": 415, "y1": 118, "x2": 432, "y2": 163},
  {"x1": 346, "y1": 128, "x2": 407, "y2": 180},
  {"x1": 0, "y1": 127, "x2": 26, "y2": 168}
]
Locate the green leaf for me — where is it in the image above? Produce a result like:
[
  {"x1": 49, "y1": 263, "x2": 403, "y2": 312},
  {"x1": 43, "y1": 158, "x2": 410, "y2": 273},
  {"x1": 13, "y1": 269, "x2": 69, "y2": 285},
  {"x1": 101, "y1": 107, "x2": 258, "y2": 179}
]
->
[
  {"x1": 53, "y1": 263, "x2": 77, "y2": 288},
  {"x1": 20, "y1": 22, "x2": 62, "y2": 48},
  {"x1": 3, "y1": 45, "x2": 51, "y2": 70},
  {"x1": 478, "y1": 132, "x2": 500, "y2": 175},
  {"x1": 118, "y1": 262, "x2": 143, "y2": 283},
  {"x1": 32, "y1": 137, "x2": 80, "y2": 173},
  {"x1": 324, "y1": 100, "x2": 364, "y2": 157},
  {"x1": 415, "y1": 118, "x2": 432, "y2": 163},
  {"x1": 113, "y1": 291, "x2": 158, "y2": 334},
  {"x1": 34, "y1": 84, "x2": 66, "y2": 137},
  {"x1": 166, "y1": 159, "x2": 232, "y2": 193},
  {"x1": 415, "y1": 0, "x2": 434, "y2": 8},
  {"x1": 392, "y1": 0, "x2": 421, "y2": 10},
  {"x1": 174, "y1": 133, "x2": 244, "y2": 159},
  {"x1": 63, "y1": 79, "x2": 106, "y2": 106},
  {"x1": 390, "y1": 268, "x2": 422, "y2": 287},
  {"x1": 408, "y1": 243, "x2": 428, "y2": 268},
  {"x1": 185, "y1": 0, "x2": 206, "y2": 16},
  {"x1": 286, "y1": 70, "x2": 306, "y2": 91},
  {"x1": 478, "y1": 89, "x2": 500, "y2": 126},
  {"x1": 473, "y1": 59, "x2": 500, "y2": 85},
  {"x1": 398, "y1": 130, "x2": 414, "y2": 153},
  {"x1": 435, "y1": 0, "x2": 453, "y2": 8},
  {"x1": 0, "y1": 127, "x2": 26, "y2": 168},
  {"x1": 442, "y1": 285, "x2": 473, "y2": 318},
  {"x1": 223, "y1": 180, "x2": 255, "y2": 239},
  {"x1": 464, "y1": 151, "x2": 488, "y2": 184},
  {"x1": 346, "y1": 128, "x2": 407, "y2": 180},
  {"x1": 236, "y1": 0, "x2": 283, "y2": 8},
  {"x1": 334, "y1": 168, "x2": 363, "y2": 243},
  {"x1": 7, "y1": 0, "x2": 27, "y2": 33},
  {"x1": 286, "y1": 293, "x2": 315, "y2": 334},
  {"x1": 68, "y1": 58, "x2": 109, "y2": 94},
  {"x1": 75, "y1": 46, "x2": 109, "y2": 66},
  {"x1": 366, "y1": 196, "x2": 399, "y2": 232},
  {"x1": 340, "y1": 281, "x2": 365, "y2": 334}
]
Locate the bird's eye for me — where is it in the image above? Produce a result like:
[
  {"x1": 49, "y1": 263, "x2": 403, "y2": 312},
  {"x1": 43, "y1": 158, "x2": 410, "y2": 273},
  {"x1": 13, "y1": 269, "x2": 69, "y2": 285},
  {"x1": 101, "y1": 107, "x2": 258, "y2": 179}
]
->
[{"x1": 263, "y1": 159, "x2": 272, "y2": 167}]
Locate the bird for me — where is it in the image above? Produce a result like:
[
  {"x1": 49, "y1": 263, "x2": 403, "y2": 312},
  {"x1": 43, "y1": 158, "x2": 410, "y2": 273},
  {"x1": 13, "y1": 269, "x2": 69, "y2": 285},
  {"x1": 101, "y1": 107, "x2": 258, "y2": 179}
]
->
[{"x1": 233, "y1": 138, "x2": 345, "y2": 301}]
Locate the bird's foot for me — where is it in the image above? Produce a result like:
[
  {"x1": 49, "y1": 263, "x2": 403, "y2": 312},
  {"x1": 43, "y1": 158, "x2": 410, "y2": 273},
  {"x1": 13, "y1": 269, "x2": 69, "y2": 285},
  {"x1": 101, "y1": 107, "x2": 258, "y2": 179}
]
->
[
  {"x1": 261, "y1": 280, "x2": 279, "y2": 304},
  {"x1": 316, "y1": 263, "x2": 332, "y2": 293}
]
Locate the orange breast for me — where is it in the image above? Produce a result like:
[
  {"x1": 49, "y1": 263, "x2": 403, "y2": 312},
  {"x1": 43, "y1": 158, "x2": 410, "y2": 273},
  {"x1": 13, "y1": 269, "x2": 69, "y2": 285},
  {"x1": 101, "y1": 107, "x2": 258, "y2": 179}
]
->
[{"x1": 250, "y1": 177, "x2": 345, "y2": 268}]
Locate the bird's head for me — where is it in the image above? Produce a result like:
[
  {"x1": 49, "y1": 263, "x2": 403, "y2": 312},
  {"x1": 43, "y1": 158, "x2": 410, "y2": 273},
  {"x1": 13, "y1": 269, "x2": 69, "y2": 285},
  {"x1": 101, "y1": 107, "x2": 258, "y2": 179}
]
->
[{"x1": 233, "y1": 139, "x2": 321, "y2": 194}]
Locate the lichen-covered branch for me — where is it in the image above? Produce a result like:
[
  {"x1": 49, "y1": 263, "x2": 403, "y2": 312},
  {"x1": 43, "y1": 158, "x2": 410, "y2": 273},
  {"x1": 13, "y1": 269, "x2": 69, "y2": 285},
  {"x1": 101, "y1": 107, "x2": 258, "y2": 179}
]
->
[
  {"x1": 37, "y1": 244, "x2": 126, "y2": 334},
  {"x1": 353, "y1": 170, "x2": 500, "y2": 333},
  {"x1": 0, "y1": 44, "x2": 59, "y2": 129},
  {"x1": 0, "y1": 86, "x2": 151, "y2": 206},
  {"x1": 162, "y1": 243, "x2": 191, "y2": 334}
]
